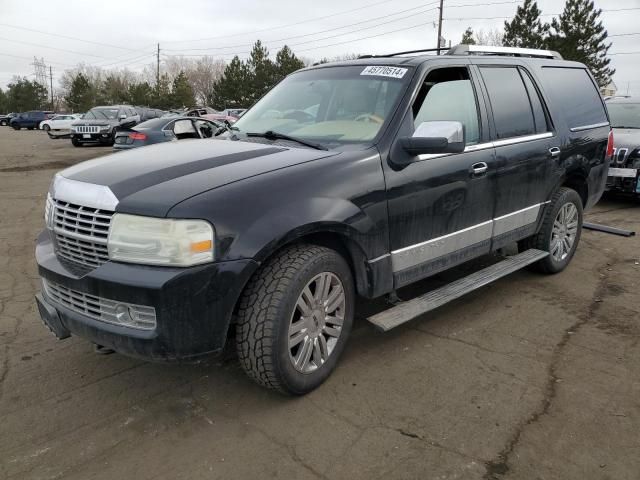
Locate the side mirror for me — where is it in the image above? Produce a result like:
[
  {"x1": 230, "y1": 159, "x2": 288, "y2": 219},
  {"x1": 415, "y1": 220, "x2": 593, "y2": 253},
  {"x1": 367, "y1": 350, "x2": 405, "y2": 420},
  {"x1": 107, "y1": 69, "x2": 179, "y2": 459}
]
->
[
  {"x1": 119, "y1": 114, "x2": 127, "y2": 120},
  {"x1": 399, "y1": 121, "x2": 466, "y2": 157}
]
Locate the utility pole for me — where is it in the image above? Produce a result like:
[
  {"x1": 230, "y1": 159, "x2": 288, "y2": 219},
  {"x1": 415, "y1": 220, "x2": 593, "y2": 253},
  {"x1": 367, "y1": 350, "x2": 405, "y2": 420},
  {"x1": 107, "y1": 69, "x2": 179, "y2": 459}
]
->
[
  {"x1": 49, "y1": 66, "x2": 54, "y2": 111},
  {"x1": 436, "y1": 0, "x2": 444, "y2": 55},
  {"x1": 156, "y1": 43, "x2": 160, "y2": 88}
]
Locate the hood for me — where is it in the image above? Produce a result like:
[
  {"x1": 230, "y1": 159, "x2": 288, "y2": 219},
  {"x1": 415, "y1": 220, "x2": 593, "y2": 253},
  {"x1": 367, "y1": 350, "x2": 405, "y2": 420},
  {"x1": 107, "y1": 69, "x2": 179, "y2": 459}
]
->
[
  {"x1": 71, "y1": 119, "x2": 115, "y2": 127},
  {"x1": 612, "y1": 128, "x2": 640, "y2": 150},
  {"x1": 57, "y1": 139, "x2": 338, "y2": 217}
]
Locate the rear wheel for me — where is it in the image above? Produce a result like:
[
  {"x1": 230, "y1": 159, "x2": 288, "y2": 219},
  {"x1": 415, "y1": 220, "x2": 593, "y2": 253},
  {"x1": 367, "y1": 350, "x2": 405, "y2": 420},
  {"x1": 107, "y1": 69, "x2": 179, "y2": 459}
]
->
[
  {"x1": 12, "y1": 124, "x2": 20, "y2": 130},
  {"x1": 235, "y1": 244, "x2": 354, "y2": 395},
  {"x1": 521, "y1": 187, "x2": 583, "y2": 273}
]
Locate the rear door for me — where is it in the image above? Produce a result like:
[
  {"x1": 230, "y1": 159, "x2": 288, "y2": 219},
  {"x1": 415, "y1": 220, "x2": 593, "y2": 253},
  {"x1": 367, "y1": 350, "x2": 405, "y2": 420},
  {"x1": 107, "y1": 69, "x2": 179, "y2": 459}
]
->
[{"x1": 475, "y1": 63, "x2": 556, "y2": 248}]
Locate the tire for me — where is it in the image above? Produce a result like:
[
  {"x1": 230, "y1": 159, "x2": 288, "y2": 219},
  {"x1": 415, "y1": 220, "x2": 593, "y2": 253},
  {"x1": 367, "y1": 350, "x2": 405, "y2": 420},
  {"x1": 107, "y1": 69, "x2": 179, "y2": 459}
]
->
[
  {"x1": 521, "y1": 187, "x2": 583, "y2": 274},
  {"x1": 43, "y1": 124, "x2": 50, "y2": 132},
  {"x1": 0, "y1": 120, "x2": 6, "y2": 126},
  {"x1": 27, "y1": 126, "x2": 34, "y2": 130},
  {"x1": 236, "y1": 244, "x2": 355, "y2": 395},
  {"x1": 12, "y1": 124, "x2": 20, "y2": 130},
  {"x1": 71, "y1": 137, "x2": 81, "y2": 147}
]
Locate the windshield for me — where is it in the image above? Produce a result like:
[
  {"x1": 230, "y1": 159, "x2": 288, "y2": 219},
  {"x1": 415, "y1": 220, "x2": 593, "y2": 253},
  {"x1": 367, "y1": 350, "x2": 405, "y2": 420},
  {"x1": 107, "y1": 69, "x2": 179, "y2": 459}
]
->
[
  {"x1": 607, "y1": 102, "x2": 640, "y2": 129},
  {"x1": 84, "y1": 108, "x2": 120, "y2": 120},
  {"x1": 233, "y1": 65, "x2": 411, "y2": 145}
]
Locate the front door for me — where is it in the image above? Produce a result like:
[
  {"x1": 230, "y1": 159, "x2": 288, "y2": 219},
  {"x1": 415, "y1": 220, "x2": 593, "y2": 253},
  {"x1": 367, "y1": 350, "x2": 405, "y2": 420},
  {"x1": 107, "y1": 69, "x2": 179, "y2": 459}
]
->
[{"x1": 385, "y1": 65, "x2": 497, "y2": 288}]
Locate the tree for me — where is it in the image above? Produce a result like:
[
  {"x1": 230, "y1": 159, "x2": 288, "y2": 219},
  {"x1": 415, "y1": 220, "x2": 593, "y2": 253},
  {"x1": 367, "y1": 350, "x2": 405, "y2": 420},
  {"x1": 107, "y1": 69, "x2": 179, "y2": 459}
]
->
[
  {"x1": 474, "y1": 29, "x2": 504, "y2": 46},
  {"x1": 547, "y1": 0, "x2": 614, "y2": 87},
  {"x1": 6, "y1": 77, "x2": 48, "y2": 111},
  {"x1": 191, "y1": 56, "x2": 225, "y2": 106},
  {"x1": 127, "y1": 81, "x2": 154, "y2": 106},
  {"x1": 152, "y1": 73, "x2": 172, "y2": 109},
  {"x1": 503, "y1": 0, "x2": 549, "y2": 48},
  {"x1": 461, "y1": 28, "x2": 476, "y2": 45},
  {"x1": 274, "y1": 45, "x2": 305, "y2": 82},
  {"x1": 100, "y1": 74, "x2": 129, "y2": 105},
  {"x1": 65, "y1": 73, "x2": 95, "y2": 112},
  {"x1": 0, "y1": 88, "x2": 7, "y2": 113},
  {"x1": 212, "y1": 56, "x2": 251, "y2": 110},
  {"x1": 247, "y1": 40, "x2": 277, "y2": 105},
  {"x1": 171, "y1": 71, "x2": 195, "y2": 108}
]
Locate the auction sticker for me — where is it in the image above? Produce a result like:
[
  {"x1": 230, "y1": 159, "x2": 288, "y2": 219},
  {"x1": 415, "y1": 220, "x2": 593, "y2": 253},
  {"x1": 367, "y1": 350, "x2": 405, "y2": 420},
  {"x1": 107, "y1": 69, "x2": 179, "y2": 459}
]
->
[{"x1": 361, "y1": 66, "x2": 408, "y2": 79}]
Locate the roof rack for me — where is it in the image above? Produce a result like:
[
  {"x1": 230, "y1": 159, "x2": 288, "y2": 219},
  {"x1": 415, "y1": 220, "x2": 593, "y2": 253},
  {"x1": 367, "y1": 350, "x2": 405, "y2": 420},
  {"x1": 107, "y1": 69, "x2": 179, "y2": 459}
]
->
[
  {"x1": 447, "y1": 44, "x2": 562, "y2": 60},
  {"x1": 358, "y1": 47, "x2": 445, "y2": 59}
]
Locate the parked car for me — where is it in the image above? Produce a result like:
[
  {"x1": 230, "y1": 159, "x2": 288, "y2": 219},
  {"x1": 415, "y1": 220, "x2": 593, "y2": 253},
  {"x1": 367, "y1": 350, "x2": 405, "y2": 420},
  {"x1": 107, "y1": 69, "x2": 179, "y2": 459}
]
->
[
  {"x1": 70, "y1": 105, "x2": 140, "y2": 147},
  {"x1": 10, "y1": 111, "x2": 49, "y2": 130},
  {"x1": 113, "y1": 116, "x2": 220, "y2": 150},
  {"x1": 604, "y1": 96, "x2": 640, "y2": 195},
  {"x1": 0, "y1": 112, "x2": 16, "y2": 126},
  {"x1": 35, "y1": 45, "x2": 610, "y2": 395},
  {"x1": 40, "y1": 114, "x2": 83, "y2": 132},
  {"x1": 221, "y1": 108, "x2": 247, "y2": 119},
  {"x1": 184, "y1": 106, "x2": 237, "y2": 124},
  {"x1": 135, "y1": 107, "x2": 165, "y2": 122}
]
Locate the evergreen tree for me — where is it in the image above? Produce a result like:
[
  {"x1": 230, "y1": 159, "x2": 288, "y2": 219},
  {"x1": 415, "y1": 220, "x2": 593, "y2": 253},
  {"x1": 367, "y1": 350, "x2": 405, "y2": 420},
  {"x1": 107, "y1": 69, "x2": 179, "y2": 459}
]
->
[
  {"x1": 461, "y1": 28, "x2": 476, "y2": 45},
  {"x1": 100, "y1": 74, "x2": 129, "y2": 105},
  {"x1": 127, "y1": 82, "x2": 154, "y2": 106},
  {"x1": 503, "y1": 0, "x2": 549, "y2": 48},
  {"x1": 152, "y1": 74, "x2": 172, "y2": 109},
  {"x1": 247, "y1": 40, "x2": 277, "y2": 104},
  {"x1": 0, "y1": 87, "x2": 7, "y2": 113},
  {"x1": 212, "y1": 56, "x2": 251, "y2": 109},
  {"x1": 65, "y1": 73, "x2": 95, "y2": 112},
  {"x1": 547, "y1": 0, "x2": 614, "y2": 87},
  {"x1": 6, "y1": 77, "x2": 48, "y2": 111},
  {"x1": 171, "y1": 71, "x2": 195, "y2": 108},
  {"x1": 274, "y1": 45, "x2": 305, "y2": 82}
]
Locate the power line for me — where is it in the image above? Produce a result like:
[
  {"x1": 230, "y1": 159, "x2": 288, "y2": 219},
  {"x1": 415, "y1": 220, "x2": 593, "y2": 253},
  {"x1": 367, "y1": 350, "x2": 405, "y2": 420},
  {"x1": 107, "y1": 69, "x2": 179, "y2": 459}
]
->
[
  {"x1": 0, "y1": 23, "x2": 142, "y2": 52},
  {"x1": 443, "y1": 6, "x2": 640, "y2": 20},
  {"x1": 0, "y1": 36, "x2": 111, "y2": 59},
  {"x1": 164, "y1": 2, "x2": 441, "y2": 53},
  {"x1": 0, "y1": 51, "x2": 74, "y2": 67}
]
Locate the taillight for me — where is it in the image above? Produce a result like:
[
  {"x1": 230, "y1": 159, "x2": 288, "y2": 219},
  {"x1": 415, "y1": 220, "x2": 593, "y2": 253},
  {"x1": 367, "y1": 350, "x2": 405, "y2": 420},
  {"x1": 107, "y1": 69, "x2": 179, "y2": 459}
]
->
[
  {"x1": 129, "y1": 132, "x2": 147, "y2": 141},
  {"x1": 606, "y1": 130, "x2": 614, "y2": 157}
]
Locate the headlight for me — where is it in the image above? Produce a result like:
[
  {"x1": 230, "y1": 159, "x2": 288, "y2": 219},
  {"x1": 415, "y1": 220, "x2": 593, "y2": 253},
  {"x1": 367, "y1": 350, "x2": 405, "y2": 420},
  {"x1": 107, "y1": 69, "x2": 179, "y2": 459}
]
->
[
  {"x1": 107, "y1": 214, "x2": 214, "y2": 266},
  {"x1": 100, "y1": 125, "x2": 110, "y2": 131}
]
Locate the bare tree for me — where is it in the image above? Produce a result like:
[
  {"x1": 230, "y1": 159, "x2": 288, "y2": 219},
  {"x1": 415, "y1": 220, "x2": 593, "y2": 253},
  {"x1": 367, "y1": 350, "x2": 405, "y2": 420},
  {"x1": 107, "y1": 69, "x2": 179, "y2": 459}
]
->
[
  {"x1": 190, "y1": 56, "x2": 226, "y2": 106},
  {"x1": 474, "y1": 29, "x2": 504, "y2": 46}
]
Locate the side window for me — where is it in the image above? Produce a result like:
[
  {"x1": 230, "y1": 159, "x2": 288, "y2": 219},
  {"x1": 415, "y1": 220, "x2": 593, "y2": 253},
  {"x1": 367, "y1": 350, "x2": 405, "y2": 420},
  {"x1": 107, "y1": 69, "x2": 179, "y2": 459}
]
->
[
  {"x1": 519, "y1": 69, "x2": 550, "y2": 134},
  {"x1": 539, "y1": 67, "x2": 608, "y2": 130},
  {"x1": 480, "y1": 66, "x2": 535, "y2": 139},
  {"x1": 412, "y1": 67, "x2": 480, "y2": 145}
]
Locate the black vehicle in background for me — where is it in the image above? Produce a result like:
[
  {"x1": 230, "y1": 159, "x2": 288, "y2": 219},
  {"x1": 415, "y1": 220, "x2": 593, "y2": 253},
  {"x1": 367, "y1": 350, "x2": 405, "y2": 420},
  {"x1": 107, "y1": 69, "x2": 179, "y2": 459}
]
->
[
  {"x1": 113, "y1": 116, "x2": 220, "y2": 150},
  {"x1": 0, "y1": 112, "x2": 16, "y2": 126},
  {"x1": 70, "y1": 105, "x2": 140, "y2": 147},
  {"x1": 35, "y1": 45, "x2": 611, "y2": 395},
  {"x1": 135, "y1": 107, "x2": 165, "y2": 123},
  {"x1": 605, "y1": 96, "x2": 640, "y2": 196},
  {"x1": 10, "y1": 111, "x2": 51, "y2": 130}
]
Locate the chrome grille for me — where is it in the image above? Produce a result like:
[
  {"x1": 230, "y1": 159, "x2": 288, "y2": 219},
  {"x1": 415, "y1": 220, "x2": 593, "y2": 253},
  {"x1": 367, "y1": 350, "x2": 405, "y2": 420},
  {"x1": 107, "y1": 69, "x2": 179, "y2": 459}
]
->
[
  {"x1": 52, "y1": 199, "x2": 113, "y2": 268},
  {"x1": 42, "y1": 279, "x2": 156, "y2": 330},
  {"x1": 75, "y1": 125, "x2": 100, "y2": 134}
]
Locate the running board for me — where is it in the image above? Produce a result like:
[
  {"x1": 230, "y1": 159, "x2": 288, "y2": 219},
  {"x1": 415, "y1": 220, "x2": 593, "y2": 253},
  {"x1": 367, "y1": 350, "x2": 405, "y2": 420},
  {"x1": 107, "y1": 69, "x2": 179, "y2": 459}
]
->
[{"x1": 367, "y1": 249, "x2": 549, "y2": 332}]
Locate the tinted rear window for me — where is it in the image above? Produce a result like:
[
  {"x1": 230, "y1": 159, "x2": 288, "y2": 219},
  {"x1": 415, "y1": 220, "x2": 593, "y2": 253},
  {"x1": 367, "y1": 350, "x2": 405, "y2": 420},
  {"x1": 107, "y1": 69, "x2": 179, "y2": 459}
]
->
[
  {"x1": 540, "y1": 67, "x2": 607, "y2": 129},
  {"x1": 480, "y1": 66, "x2": 536, "y2": 139}
]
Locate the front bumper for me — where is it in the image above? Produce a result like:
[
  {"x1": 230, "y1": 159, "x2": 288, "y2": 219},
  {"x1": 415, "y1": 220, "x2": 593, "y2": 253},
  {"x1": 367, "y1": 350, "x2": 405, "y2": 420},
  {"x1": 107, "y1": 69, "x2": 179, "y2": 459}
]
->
[
  {"x1": 72, "y1": 132, "x2": 113, "y2": 144},
  {"x1": 606, "y1": 167, "x2": 640, "y2": 194},
  {"x1": 35, "y1": 230, "x2": 258, "y2": 361}
]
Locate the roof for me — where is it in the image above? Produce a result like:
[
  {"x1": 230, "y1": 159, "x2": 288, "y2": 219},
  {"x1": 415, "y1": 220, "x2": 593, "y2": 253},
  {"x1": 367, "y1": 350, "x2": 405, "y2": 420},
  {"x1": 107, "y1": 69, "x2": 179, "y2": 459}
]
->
[{"x1": 605, "y1": 96, "x2": 637, "y2": 104}]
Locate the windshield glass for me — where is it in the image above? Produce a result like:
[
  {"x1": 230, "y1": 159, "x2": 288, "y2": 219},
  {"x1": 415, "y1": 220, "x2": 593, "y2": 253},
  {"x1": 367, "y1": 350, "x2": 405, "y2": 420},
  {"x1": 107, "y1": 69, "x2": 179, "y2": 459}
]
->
[
  {"x1": 607, "y1": 102, "x2": 640, "y2": 129},
  {"x1": 84, "y1": 108, "x2": 120, "y2": 120},
  {"x1": 233, "y1": 65, "x2": 411, "y2": 145}
]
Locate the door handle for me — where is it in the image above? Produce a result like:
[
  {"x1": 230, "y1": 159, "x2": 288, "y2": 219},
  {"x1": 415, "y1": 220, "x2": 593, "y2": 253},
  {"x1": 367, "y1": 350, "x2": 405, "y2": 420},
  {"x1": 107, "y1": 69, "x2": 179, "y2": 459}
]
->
[
  {"x1": 548, "y1": 147, "x2": 561, "y2": 158},
  {"x1": 470, "y1": 162, "x2": 488, "y2": 176}
]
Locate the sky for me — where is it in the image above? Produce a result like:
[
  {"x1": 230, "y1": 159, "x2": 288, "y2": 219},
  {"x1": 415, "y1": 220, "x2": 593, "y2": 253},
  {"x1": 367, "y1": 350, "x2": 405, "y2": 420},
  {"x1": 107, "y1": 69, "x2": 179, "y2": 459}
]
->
[{"x1": 0, "y1": 0, "x2": 639, "y2": 96}]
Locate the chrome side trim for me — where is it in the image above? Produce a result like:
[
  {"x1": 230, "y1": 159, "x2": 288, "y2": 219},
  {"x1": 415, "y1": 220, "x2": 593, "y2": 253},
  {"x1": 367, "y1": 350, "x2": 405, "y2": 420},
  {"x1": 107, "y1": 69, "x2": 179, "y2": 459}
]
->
[
  {"x1": 368, "y1": 253, "x2": 391, "y2": 264},
  {"x1": 492, "y1": 204, "x2": 541, "y2": 237},
  {"x1": 415, "y1": 133, "x2": 553, "y2": 161},
  {"x1": 569, "y1": 122, "x2": 610, "y2": 132},
  {"x1": 492, "y1": 132, "x2": 553, "y2": 148},
  {"x1": 51, "y1": 174, "x2": 119, "y2": 211},
  {"x1": 391, "y1": 220, "x2": 493, "y2": 272}
]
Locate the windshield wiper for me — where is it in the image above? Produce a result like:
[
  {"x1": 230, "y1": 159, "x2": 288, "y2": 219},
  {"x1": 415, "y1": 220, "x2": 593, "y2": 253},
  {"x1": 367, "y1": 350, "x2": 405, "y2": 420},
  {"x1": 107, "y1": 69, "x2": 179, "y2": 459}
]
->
[{"x1": 245, "y1": 130, "x2": 328, "y2": 151}]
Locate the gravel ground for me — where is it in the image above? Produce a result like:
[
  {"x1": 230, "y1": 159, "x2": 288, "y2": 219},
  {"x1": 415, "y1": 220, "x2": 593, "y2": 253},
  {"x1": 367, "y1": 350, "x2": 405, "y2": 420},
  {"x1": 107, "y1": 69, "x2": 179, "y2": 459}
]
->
[{"x1": 1, "y1": 127, "x2": 639, "y2": 480}]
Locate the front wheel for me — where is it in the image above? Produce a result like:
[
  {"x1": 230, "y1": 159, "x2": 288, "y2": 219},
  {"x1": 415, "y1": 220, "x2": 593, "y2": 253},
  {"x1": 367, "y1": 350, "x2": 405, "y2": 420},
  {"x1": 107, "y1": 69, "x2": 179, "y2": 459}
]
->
[
  {"x1": 236, "y1": 244, "x2": 354, "y2": 395},
  {"x1": 43, "y1": 124, "x2": 51, "y2": 132},
  {"x1": 71, "y1": 137, "x2": 81, "y2": 147},
  {"x1": 522, "y1": 187, "x2": 583, "y2": 273}
]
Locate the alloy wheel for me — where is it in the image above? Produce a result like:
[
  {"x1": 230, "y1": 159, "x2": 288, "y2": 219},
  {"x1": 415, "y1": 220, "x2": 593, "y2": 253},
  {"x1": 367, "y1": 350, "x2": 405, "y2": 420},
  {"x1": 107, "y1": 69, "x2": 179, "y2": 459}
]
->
[{"x1": 551, "y1": 202, "x2": 579, "y2": 261}]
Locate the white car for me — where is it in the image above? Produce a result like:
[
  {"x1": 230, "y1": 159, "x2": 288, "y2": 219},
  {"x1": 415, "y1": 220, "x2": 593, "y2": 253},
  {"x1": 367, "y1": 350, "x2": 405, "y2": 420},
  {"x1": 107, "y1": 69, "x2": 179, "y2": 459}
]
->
[{"x1": 40, "y1": 114, "x2": 82, "y2": 132}]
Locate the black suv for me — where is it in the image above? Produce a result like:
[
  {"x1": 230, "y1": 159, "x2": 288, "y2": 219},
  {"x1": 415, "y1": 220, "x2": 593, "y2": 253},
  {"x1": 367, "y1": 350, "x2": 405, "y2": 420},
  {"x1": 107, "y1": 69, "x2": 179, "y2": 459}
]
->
[
  {"x1": 605, "y1": 96, "x2": 640, "y2": 195},
  {"x1": 35, "y1": 45, "x2": 611, "y2": 394},
  {"x1": 10, "y1": 111, "x2": 49, "y2": 130},
  {"x1": 70, "y1": 105, "x2": 140, "y2": 146}
]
